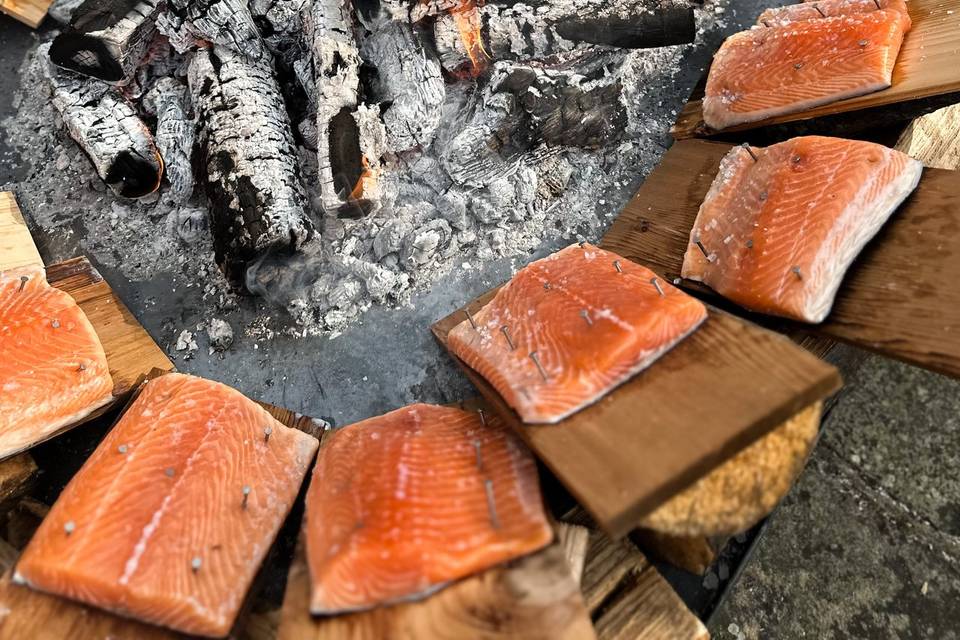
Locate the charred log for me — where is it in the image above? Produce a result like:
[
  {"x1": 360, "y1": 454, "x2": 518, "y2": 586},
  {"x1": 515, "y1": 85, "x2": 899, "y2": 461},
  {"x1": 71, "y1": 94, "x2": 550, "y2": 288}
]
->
[
  {"x1": 361, "y1": 21, "x2": 445, "y2": 151},
  {"x1": 188, "y1": 46, "x2": 316, "y2": 286},
  {"x1": 250, "y1": 0, "x2": 310, "y2": 65},
  {"x1": 41, "y1": 45, "x2": 163, "y2": 199},
  {"x1": 142, "y1": 78, "x2": 195, "y2": 203},
  {"x1": 48, "y1": 0, "x2": 161, "y2": 83},
  {"x1": 434, "y1": 0, "x2": 694, "y2": 72},
  {"x1": 159, "y1": 0, "x2": 266, "y2": 60},
  {"x1": 308, "y1": 0, "x2": 384, "y2": 214},
  {"x1": 48, "y1": 0, "x2": 88, "y2": 25}
]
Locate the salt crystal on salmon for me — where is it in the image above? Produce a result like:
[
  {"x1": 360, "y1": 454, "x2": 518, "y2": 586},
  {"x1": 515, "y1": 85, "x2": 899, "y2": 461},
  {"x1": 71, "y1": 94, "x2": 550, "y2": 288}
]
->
[
  {"x1": 447, "y1": 244, "x2": 708, "y2": 424},
  {"x1": 703, "y1": 9, "x2": 911, "y2": 130},
  {"x1": 14, "y1": 372, "x2": 319, "y2": 638},
  {"x1": 0, "y1": 265, "x2": 113, "y2": 460},
  {"x1": 681, "y1": 136, "x2": 922, "y2": 323},
  {"x1": 757, "y1": 0, "x2": 908, "y2": 27},
  {"x1": 305, "y1": 404, "x2": 552, "y2": 614}
]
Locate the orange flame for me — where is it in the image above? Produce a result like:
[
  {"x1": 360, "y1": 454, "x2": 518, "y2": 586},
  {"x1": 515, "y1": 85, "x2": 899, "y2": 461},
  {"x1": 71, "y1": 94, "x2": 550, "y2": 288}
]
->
[
  {"x1": 451, "y1": 1, "x2": 489, "y2": 76},
  {"x1": 349, "y1": 156, "x2": 376, "y2": 201}
]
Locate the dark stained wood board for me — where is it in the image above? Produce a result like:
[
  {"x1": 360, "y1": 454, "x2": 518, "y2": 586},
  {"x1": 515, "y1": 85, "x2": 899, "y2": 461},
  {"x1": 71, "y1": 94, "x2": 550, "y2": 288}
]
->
[
  {"x1": 602, "y1": 138, "x2": 960, "y2": 379},
  {"x1": 276, "y1": 419, "x2": 597, "y2": 640},
  {"x1": 431, "y1": 277, "x2": 841, "y2": 538},
  {"x1": 0, "y1": 372, "x2": 323, "y2": 640},
  {"x1": 672, "y1": 0, "x2": 960, "y2": 139}
]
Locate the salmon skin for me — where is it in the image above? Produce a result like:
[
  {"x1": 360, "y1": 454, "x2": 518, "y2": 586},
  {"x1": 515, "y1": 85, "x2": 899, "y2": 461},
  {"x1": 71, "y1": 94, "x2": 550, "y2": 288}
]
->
[
  {"x1": 447, "y1": 244, "x2": 708, "y2": 424},
  {"x1": 0, "y1": 265, "x2": 113, "y2": 460},
  {"x1": 681, "y1": 136, "x2": 922, "y2": 323},
  {"x1": 14, "y1": 372, "x2": 319, "y2": 638},
  {"x1": 305, "y1": 403, "x2": 552, "y2": 615},
  {"x1": 703, "y1": 9, "x2": 911, "y2": 130},
  {"x1": 757, "y1": 0, "x2": 909, "y2": 27}
]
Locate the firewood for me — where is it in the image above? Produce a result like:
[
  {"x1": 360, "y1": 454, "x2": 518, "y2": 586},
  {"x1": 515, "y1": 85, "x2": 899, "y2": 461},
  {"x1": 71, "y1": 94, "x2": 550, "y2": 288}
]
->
[
  {"x1": 41, "y1": 44, "x2": 164, "y2": 199},
  {"x1": 0, "y1": 454, "x2": 38, "y2": 514},
  {"x1": 48, "y1": 0, "x2": 161, "y2": 83},
  {"x1": 629, "y1": 529, "x2": 723, "y2": 576},
  {"x1": 142, "y1": 77, "x2": 195, "y2": 204},
  {"x1": 159, "y1": 0, "x2": 266, "y2": 60},
  {"x1": 895, "y1": 102, "x2": 960, "y2": 170},
  {"x1": 249, "y1": 0, "x2": 310, "y2": 63},
  {"x1": 361, "y1": 21, "x2": 445, "y2": 151},
  {"x1": 48, "y1": 0, "x2": 85, "y2": 24},
  {"x1": 638, "y1": 402, "x2": 823, "y2": 538},
  {"x1": 434, "y1": 0, "x2": 695, "y2": 71},
  {"x1": 188, "y1": 46, "x2": 317, "y2": 286}
]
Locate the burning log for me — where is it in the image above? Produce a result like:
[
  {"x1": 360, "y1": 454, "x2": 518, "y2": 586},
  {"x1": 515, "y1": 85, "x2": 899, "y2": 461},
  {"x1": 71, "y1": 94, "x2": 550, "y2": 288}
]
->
[
  {"x1": 434, "y1": 0, "x2": 695, "y2": 73},
  {"x1": 361, "y1": 21, "x2": 446, "y2": 151},
  {"x1": 249, "y1": 0, "x2": 310, "y2": 64},
  {"x1": 41, "y1": 45, "x2": 163, "y2": 199},
  {"x1": 188, "y1": 46, "x2": 316, "y2": 285},
  {"x1": 48, "y1": 0, "x2": 162, "y2": 83},
  {"x1": 158, "y1": 0, "x2": 266, "y2": 60},
  {"x1": 142, "y1": 78, "x2": 195, "y2": 203},
  {"x1": 308, "y1": 0, "x2": 383, "y2": 215},
  {"x1": 440, "y1": 54, "x2": 625, "y2": 185}
]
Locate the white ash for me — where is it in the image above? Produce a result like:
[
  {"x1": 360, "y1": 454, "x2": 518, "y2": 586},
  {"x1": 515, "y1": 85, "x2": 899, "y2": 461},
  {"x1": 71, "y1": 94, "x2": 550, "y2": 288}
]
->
[
  {"x1": 4, "y1": 0, "x2": 736, "y2": 341},
  {"x1": 206, "y1": 318, "x2": 235, "y2": 353},
  {"x1": 175, "y1": 329, "x2": 199, "y2": 355},
  {"x1": 48, "y1": 0, "x2": 84, "y2": 25}
]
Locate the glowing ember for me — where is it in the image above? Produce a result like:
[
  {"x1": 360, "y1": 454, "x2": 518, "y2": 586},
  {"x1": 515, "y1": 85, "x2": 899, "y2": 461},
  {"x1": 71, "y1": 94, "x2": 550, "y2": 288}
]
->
[
  {"x1": 451, "y1": 1, "x2": 489, "y2": 76},
  {"x1": 349, "y1": 156, "x2": 376, "y2": 202}
]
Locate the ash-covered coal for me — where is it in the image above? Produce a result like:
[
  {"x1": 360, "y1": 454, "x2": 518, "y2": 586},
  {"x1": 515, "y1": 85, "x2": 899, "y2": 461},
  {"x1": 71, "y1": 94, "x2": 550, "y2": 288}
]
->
[{"x1": 2, "y1": 0, "x2": 734, "y2": 341}]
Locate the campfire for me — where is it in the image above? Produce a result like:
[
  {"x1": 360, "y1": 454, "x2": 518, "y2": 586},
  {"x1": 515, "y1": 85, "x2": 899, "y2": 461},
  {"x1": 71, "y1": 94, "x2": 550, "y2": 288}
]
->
[{"x1": 39, "y1": 0, "x2": 699, "y2": 329}]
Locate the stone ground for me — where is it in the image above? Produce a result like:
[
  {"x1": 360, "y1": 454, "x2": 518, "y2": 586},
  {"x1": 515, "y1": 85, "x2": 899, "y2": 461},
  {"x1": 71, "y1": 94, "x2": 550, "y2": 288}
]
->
[{"x1": 2, "y1": 11, "x2": 959, "y2": 638}]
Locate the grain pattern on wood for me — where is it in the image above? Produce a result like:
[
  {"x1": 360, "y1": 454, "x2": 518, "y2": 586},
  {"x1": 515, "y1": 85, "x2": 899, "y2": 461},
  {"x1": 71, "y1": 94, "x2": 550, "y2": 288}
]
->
[
  {"x1": 0, "y1": 193, "x2": 43, "y2": 271},
  {"x1": 432, "y1": 283, "x2": 840, "y2": 538},
  {"x1": 604, "y1": 138, "x2": 960, "y2": 379},
  {"x1": 47, "y1": 257, "x2": 174, "y2": 398},
  {"x1": 672, "y1": 0, "x2": 960, "y2": 138},
  {"x1": 0, "y1": 390, "x2": 314, "y2": 640},
  {"x1": 896, "y1": 101, "x2": 960, "y2": 169},
  {"x1": 0, "y1": 0, "x2": 52, "y2": 27},
  {"x1": 277, "y1": 535, "x2": 596, "y2": 640},
  {"x1": 0, "y1": 455, "x2": 37, "y2": 512},
  {"x1": 560, "y1": 508, "x2": 708, "y2": 640}
]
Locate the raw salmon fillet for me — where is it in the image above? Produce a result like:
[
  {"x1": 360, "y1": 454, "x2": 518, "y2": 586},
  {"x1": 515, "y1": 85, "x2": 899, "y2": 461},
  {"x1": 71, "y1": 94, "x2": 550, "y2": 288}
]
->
[
  {"x1": 681, "y1": 136, "x2": 922, "y2": 323},
  {"x1": 14, "y1": 372, "x2": 319, "y2": 637},
  {"x1": 703, "y1": 9, "x2": 911, "y2": 130},
  {"x1": 0, "y1": 265, "x2": 113, "y2": 460},
  {"x1": 305, "y1": 403, "x2": 552, "y2": 614},
  {"x1": 447, "y1": 244, "x2": 708, "y2": 424},
  {"x1": 757, "y1": 0, "x2": 908, "y2": 27}
]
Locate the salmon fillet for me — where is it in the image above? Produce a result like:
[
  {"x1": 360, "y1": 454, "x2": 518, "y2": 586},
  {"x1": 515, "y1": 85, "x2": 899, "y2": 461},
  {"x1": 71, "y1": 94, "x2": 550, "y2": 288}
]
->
[
  {"x1": 0, "y1": 266, "x2": 113, "y2": 460},
  {"x1": 14, "y1": 372, "x2": 319, "y2": 638},
  {"x1": 681, "y1": 136, "x2": 922, "y2": 323},
  {"x1": 703, "y1": 10, "x2": 911, "y2": 130},
  {"x1": 757, "y1": 0, "x2": 909, "y2": 27},
  {"x1": 305, "y1": 404, "x2": 552, "y2": 614},
  {"x1": 447, "y1": 244, "x2": 708, "y2": 424}
]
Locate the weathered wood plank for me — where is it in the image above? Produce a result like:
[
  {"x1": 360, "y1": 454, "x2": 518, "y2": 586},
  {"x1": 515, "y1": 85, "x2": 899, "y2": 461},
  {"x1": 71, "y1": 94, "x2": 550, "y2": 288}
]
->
[
  {"x1": 276, "y1": 535, "x2": 596, "y2": 640},
  {"x1": 432, "y1": 271, "x2": 840, "y2": 538},
  {"x1": 0, "y1": 0, "x2": 53, "y2": 28},
  {"x1": 672, "y1": 0, "x2": 960, "y2": 138},
  {"x1": 603, "y1": 138, "x2": 960, "y2": 379},
  {"x1": 0, "y1": 193, "x2": 43, "y2": 271}
]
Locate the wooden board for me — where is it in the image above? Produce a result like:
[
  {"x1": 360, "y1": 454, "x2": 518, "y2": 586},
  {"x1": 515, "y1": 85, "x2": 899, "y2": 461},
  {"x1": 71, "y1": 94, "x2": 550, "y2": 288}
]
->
[
  {"x1": 432, "y1": 267, "x2": 841, "y2": 538},
  {"x1": 672, "y1": 0, "x2": 960, "y2": 139},
  {"x1": 0, "y1": 379, "x2": 321, "y2": 640},
  {"x1": 562, "y1": 508, "x2": 709, "y2": 640},
  {"x1": 0, "y1": 193, "x2": 43, "y2": 271},
  {"x1": 0, "y1": 0, "x2": 51, "y2": 28},
  {"x1": 896, "y1": 101, "x2": 960, "y2": 169},
  {"x1": 603, "y1": 138, "x2": 960, "y2": 379}
]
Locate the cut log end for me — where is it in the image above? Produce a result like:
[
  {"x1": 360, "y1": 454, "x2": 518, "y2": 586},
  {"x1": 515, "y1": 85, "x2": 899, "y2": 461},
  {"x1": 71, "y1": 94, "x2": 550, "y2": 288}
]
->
[
  {"x1": 49, "y1": 33, "x2": 126, "y2": 83},
  {"x1": 104, "y1": 149, "x2": 165, "y2": 199}
]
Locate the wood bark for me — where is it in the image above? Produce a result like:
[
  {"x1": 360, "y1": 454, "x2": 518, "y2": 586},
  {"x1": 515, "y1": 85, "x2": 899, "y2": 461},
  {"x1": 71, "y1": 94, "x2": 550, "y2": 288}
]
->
[
  {"x1": 48, "y1": 0, "x2": 161, "y2": 83},
  {"x1": 159, "y1": 0, "x2": 266, "y2": 60},
  {"x1": 361, "y1": 21, "x2": 445, "y2": 151},
  {"x1": 142, "y1": 77, "x2": 195, "y2": 203},
  {"x1": 188, "y1": 46, "x2": 316, "y2": 286},
  {"x1": 434, "y1": 0, "x2": 695, "y2": 71},
  {"x1": 41, "y1": 44, "x2": 163, "y2": 199}
]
